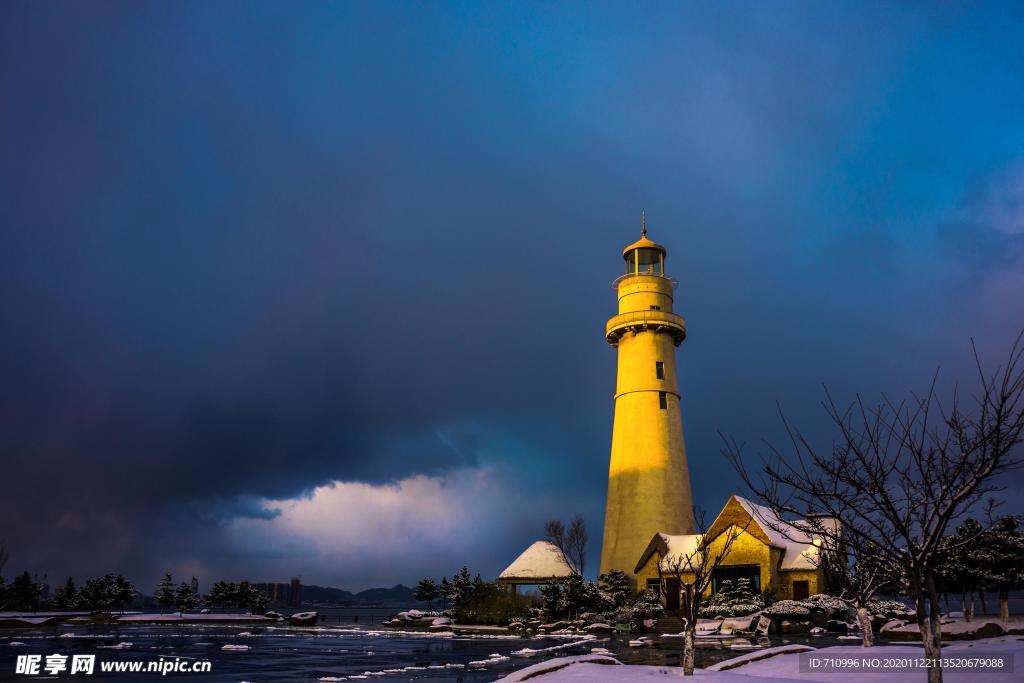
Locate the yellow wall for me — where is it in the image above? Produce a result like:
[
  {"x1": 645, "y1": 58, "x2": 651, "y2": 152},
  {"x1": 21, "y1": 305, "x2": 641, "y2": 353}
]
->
[
  {"x1": 633, "y1": 523, "x2": 827, "y2": 604},
  {"x1": 600, "y1": 273, "x2": 695, "y2": 587}
]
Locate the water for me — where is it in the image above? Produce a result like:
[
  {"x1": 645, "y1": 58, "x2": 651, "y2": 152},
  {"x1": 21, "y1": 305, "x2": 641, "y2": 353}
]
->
[
  {"x1": 0, "y1": 623, "x2": 858, "y2": 682},
  {"x1": 0, "y1": 625, "x2": 598, "y2": 682}
]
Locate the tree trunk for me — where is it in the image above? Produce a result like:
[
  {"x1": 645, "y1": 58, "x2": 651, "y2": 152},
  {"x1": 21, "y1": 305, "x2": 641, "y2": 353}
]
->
[
  {"x1": 682, "y1": 627, "x2": 696, "y2": 675},
  {"x1": 925, "y1": 573, "x2": 944, "y2": 683},
  {"x1": 856, "y1": 606, "x2": 874, "y2": 647},
  {"x1": 962, "y1": 592, "x2": 973, "y2": 622},
  {"x1": 999, "y1": 589, "x2": 1009, "y2": 620},
  {"x1": 979, "y1": 591, "x2": 987, "y2": 615}
]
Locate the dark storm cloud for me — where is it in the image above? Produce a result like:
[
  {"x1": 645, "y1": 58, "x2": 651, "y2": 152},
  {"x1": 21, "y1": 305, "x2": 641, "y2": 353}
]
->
[{"x1": 1, "y1": 1, "x2": 1023, "y2": 588}]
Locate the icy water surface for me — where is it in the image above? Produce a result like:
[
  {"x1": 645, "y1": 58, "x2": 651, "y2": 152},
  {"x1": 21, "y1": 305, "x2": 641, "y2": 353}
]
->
[
  {"x1": 1, "y1": 625, "x2": 600, "y2": 682},
  {"x1": 0, "y1": 624, "x2": 853, "y2": 681}
]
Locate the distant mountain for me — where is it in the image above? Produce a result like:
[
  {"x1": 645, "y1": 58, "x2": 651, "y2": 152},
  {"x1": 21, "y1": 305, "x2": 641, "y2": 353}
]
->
[
  {"x1": 352, "y1": 584, "x2": 417, "y2": 604},
  {"x1": 300, "y1": 585, "x2": 355, "y2": 604},
  {"x1": 301, "y1": 584, "x2": 419, "y2": 605}
]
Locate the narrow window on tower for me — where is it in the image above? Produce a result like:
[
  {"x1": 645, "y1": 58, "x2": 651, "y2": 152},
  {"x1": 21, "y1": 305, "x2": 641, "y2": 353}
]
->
[
  {"x1": 656, "y1": 361, "x2": 664, "y2": 379},
  {"x1": 650, "y1": 305, "x2": 661, "y2": 310},
  {"x1": 659, "y1": 391, "x2": 667, "y2": 409}
]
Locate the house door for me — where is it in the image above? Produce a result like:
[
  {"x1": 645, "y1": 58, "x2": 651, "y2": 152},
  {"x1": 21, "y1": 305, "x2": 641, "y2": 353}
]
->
[
  {"x1": 792, "y1": 580, "x2": 810, "y2": 600},
  {"x1": 665, "y1": 578, "x2": 680, "y2": 611}
]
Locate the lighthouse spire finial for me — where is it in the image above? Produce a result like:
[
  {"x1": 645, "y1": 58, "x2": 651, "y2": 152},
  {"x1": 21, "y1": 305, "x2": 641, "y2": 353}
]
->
[{"x1": 641, "y1": 208, "x2": 647, "y2": 237}]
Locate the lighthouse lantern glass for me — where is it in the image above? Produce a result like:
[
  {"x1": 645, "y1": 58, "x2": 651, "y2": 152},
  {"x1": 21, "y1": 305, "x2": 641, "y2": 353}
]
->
[
  {"x1": 637, "y1": 248, "x2": 662, "y2": 275},
  {"x1": 626, "y1": 250, "x2": 637, "y2": 274}
]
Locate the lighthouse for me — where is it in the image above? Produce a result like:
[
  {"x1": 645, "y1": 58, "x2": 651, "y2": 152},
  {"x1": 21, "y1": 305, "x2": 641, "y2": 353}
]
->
[{"x1": 599, "y1": 212, "x2": 695, "y2": 586}]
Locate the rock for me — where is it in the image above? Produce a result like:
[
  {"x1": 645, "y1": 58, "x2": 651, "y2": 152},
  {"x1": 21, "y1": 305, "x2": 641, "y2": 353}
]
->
[
  {"x1": 970, "y1": 622, "x2": 1005, "y2": 639},
  {"x1": 642, "y1": 619, "x2": 656, "y2": 631},
  {"x1": 722, "y1": 615, "x2": 756, "y2": 632},
  {"x1": 695, "y1": 620, "x2": 721, "y2": 634},
  {"x1": 880, "y1": 619, "x2": 907, "y2": 634},
  {"x1": 540, "y1": 621, "x2": 567, "y2": 632},
  {"x1": 264, "y1": 611, "x2": 283, "y2": 621},
  {"x1": 431, "y1": 617, "x2": 452, "y2": 626},
  {"x1": 288, "y1": 611, "x2": 319, "y2": 626},
  {"x1": 428, "y1": 624, "x2": 453, "y2": 632},
  {"x1": 810, "y1": 627, "x2": 827, "y2": 635},
  {"x1": 780, "y1": 620, "x2": 810, "y2": 634},
  {"x1": 584, "y1": 623, "x2": 615, "y2": 634},
  {"x1": 826, "y1": 620, "x2": 849, "y2": 633},
  {"x1": 719, "y1": 622, "x2": 735, "y2": 635}
]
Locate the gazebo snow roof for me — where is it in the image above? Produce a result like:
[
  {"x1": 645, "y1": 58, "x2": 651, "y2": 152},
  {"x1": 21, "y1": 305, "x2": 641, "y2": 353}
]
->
[{"x1": 498, "y1": 540, "x2": 574, "y2": 582}]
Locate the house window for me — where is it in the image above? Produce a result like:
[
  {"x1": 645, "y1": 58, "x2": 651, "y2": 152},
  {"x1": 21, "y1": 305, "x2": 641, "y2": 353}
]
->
[
  {"x1": 650, "y1": 305, "x2": 661, "y2": 310},
  {"x1": 711, "y1": 565, "x2": 761, "y2": 593},
  {"x1": 659, "y1": 392, "x2": 667, "y2": 409},
  {"x1": 656, "y1": 361, "x2": 664, "y2": 379},
  {"x1": 792, "y1": 580, "x2": 810, "y2": 600}
]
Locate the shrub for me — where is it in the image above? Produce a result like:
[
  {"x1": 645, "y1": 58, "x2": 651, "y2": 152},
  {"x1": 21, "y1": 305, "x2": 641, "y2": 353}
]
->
[
  {"x1": 762, "y1": 600, "x2": 811, "y2": 618},
  {"x1": 805, "y1": 594, "x2": 853, "y2": 619},
  {"x1": 699, "y1": 578, "x2": 765, "y2": 618},
  {"x1": 454, "y1": 580, "x2": 533, "y2": 625},
  {"x1": 867, "y1": 598, "x2": 913, "y2": 618}
]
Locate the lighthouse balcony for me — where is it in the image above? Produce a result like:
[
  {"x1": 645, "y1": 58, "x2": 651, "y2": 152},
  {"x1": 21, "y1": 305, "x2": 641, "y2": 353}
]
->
[{"x1": 606, "y1": 310, "x2": 686, "y2": 347}]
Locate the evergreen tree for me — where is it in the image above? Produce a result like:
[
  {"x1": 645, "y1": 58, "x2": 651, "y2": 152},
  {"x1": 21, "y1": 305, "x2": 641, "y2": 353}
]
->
[
  {"x1": 559, "y1": 573, "x2": 590, "y2": 618},
  {"x1": 8, "y1": 571, "x2": 42, "y2": 611},
  {"x1": 438, "y1": 577, "x2": 451, "y2": 610},
  {"x1": 936, "y1": 519, "x2": 989, "y2": 621},
  {"x1": 413, "y1": 578, "x2": 440, "y2": 609},
  {"x1": 236, "y1": 581, "x2": 265, "y2": 612},
  {"x1": 206, "y1": 580, "x2": 232, "y2": 608},
  {"x1": 539, "y1": 579, "x2": 563, "y2": 620},
  {"x1": 155, "y1": 573, "x2": 176, "y2": 613},
  {"x1": 109, "y1": 575, "x2": 136, "y2": 613},
  {"x1": 78, "y1": 576, "x2": 115, "y2": 612},
  {"x1": 447, "y1": 567, "x2": 474, "y2": 609},
  {"x1": 174, "y1": 581, "x2": 199, "y2": 612},
  {"x1": 979, "y1": 516, "x2": 1024, "y2": 620},
  {"x1": 598, "y1": 570, "x2": 631, "y2": 608},
  {"x1": 51, "y1": 577, "x2": 77, "y2": 610}
]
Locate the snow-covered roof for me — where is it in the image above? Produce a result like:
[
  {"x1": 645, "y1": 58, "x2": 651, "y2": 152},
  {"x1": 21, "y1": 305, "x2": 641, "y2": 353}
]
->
[
  {"x1": 498, "y1": 541, "x2": 574, "y2": 581},
  {"x1": 732, "y1": 495, "x2": 834, "y2": 571},
  {"x1": 656, "y1": 533, "x2": 702, "y2": 570}
]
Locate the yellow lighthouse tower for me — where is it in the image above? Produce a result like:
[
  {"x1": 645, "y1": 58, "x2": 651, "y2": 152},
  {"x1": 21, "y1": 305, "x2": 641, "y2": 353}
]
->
[{"x1": 600, "y1": 212, "x2": 695, "y2": 586}]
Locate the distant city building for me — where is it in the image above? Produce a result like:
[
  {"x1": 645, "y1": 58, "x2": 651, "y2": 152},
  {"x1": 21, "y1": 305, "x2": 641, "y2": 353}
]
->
[
  {"x1": 190, "y1": 576, "x2": 199, "y2": 596},
  {"x1": 254, "y1": 579, "x2": 303, "y2": 607}
]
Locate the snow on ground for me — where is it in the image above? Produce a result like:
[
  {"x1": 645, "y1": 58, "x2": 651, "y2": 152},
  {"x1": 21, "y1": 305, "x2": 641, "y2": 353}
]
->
[
  {"x1": 496, "y1": 654, "x2": 801, "y2": 682},
  {"x1": 706, "y1": 645, "x2": 814, "y2": 671},
  {"x1": 728, "y1": 637, "x2": 1024, "y2": 683},
  {"x1": 511, "y1": 635, "x2": 599, "y2": 657},
  {"x1": 498, "y1": 636, "x2": 1024, "y2": 682}
]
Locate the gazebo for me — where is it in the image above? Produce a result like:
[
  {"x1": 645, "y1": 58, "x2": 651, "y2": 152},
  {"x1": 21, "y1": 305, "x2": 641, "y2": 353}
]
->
[{"x1": 497, "y1": 540, "x2": 574, "y2": 594}]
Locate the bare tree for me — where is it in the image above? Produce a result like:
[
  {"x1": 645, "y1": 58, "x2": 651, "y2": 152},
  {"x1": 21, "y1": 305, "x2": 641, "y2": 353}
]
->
[
  {"x1": 723, "y1": 333, "x2": 1024, "y2": 683},
  {"x1": 0, "y1": 542, "x2": 8, "y2": 576},
  {"x1": 544, "y1": 515, "x2": 588, "y2": 576},
  {"x1": 656, "y1": 507, "x2": 745, "y2": 676},
  {"x1": 817, "y1": 536, "x2": 901, "y2": 646}
]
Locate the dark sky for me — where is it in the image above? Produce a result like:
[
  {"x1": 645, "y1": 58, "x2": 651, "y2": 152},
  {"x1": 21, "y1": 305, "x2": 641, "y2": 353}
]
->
[{"x1": 1, "y1": 1, "x2": 1022, "y2": 591}]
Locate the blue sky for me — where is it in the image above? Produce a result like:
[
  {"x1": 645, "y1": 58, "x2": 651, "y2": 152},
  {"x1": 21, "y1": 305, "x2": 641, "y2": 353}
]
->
[{"x1": 1, "y1": 1, "x2": 1022, "y2": 590}]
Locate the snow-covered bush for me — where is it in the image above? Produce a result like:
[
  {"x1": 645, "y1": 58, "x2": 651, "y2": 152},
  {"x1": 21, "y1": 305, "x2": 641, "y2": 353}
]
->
[
  {"x1": 805, "y1": 594, "x2": 853, "y2": 619},
  {"x1": 612, "y1": 588, "x2": 664, "y2": 631},
  {"x1": 762, "y1": 600, "x2": 812, "y2": 618},
  {"x1": 699, "y1": 578, "x2": 765, "y2": 618},
  {"x1": 867, "y1": 598, "x2": 913, "y2": 618}
]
